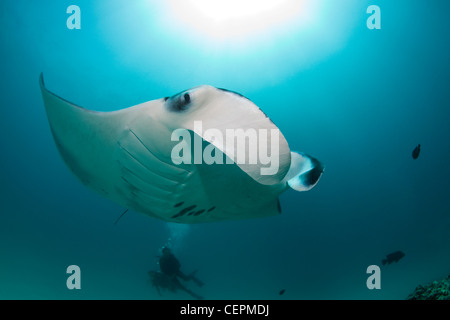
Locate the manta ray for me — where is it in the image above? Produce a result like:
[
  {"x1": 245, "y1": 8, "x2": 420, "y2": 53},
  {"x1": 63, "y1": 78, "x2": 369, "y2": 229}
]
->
[{"x1": 39, "y1": 73, "x2": 324, "y2": 223}]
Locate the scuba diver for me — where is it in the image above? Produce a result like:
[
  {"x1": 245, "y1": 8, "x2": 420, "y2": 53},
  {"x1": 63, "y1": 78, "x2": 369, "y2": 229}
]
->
[{"x1": 149, "y1": 247, "x2": 204, "y2": 300}]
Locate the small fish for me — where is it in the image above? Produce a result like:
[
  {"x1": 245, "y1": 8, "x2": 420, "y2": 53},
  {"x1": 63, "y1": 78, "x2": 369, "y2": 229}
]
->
[
  {"x1": 412, "y1": 144, "x2": 421, "y2": 159},
  {"x1": 279, "y1": 289, "x2": 285, "y2": 296},
  {"x1": 382, "y1": 251, "x2": 405, "y2": 265}
]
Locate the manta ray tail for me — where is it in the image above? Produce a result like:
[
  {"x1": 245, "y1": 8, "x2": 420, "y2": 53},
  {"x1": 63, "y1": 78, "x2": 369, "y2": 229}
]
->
[
  {"x1": 285, "y1": 152, "x2": 324, "y2": 192},
  {"x1": 113, "y1": 209, "x2": 129, "y2": 225}
]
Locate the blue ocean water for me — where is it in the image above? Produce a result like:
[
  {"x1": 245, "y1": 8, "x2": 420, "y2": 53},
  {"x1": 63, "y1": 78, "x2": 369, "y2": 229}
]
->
[{"x1": 0, "y1": 0, "x2": 449, "y2": 300}]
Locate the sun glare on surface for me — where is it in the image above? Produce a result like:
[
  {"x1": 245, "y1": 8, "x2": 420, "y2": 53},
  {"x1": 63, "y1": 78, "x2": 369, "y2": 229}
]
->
[
  {"x1": 167, "y1": 0, "x2": 311, "y2": 41},
  {"x1": 189, "y1": 0, "x2": 288, "y2": 23}
]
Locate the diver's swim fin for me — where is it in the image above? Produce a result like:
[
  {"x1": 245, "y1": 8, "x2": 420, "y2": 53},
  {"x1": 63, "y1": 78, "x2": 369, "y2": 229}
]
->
[
  {"x1": 185, "y1": 289, "x2": 204, "y2": 300},
  {"x1": 189, "y1": 270, "x2": 204, "y2": 287},
  {"x1": 176, "y1": 278, "x2": 204, "y2": 300}
]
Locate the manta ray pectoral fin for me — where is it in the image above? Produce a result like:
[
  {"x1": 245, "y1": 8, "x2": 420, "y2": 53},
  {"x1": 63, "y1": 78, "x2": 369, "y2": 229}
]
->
[
  {"x1": 179, "y1": 86, "x2": 292, "y2": 186},
  {"x1": 39, "y1": 72, "x2": 106, "y2": 187},
  {"x1": 286, "y1": 152, "x2": 324, "y2": 192}
]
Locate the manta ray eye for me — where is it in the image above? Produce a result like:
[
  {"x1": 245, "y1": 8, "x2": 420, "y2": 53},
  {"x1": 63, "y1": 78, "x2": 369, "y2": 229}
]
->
[{"x1": 166, "y1": 91, "x2": 192, "y2": 112}]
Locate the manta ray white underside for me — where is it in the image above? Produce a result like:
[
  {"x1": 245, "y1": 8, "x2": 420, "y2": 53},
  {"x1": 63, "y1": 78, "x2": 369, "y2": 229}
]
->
[{"x1": 40, "y1": 73, "x2": 324, "y2": 223}]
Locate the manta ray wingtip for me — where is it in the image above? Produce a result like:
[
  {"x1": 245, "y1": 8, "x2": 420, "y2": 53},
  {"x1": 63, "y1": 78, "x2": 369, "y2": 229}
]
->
[{"x1": 39, "y1": 72, "x2": 45, "y2": 88}]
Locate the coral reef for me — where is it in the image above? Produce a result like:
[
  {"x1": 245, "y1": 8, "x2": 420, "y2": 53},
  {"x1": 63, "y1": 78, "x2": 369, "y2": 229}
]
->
[{"x1": 407, "y1": 275, "x2": 450, "y2": 300}]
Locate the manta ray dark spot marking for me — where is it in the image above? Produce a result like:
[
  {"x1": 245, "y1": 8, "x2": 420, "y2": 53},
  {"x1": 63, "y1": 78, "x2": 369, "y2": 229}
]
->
[
  {"x1": 194, "y1": 209, "x2": 205, "y2": 216},
  {"x1": 171, "y1": 205, "x2": 197, "y2": 219},
  {"x1": 207, "y1": 206, "x2": 216, "y2": 212},
  {"x1": 174, "y1": 202, "x2": 184, "y2": 208}
]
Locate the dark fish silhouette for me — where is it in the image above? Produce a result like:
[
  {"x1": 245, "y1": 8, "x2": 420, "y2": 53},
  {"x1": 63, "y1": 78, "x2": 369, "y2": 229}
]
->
[
  {"x1": 382, "y1": 251, "x2": 405, "y2": 265},
  {"x1": 412, "y1": 144, "x2": 421, "y2": 159},
  {"x1": 279, "y1": 289, "x2": 285, "y2": 296}
]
